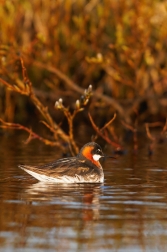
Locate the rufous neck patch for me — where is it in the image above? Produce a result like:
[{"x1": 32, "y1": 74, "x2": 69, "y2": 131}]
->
[{"x1": 82, "y1": 146, "x2": 101, "y2": 168}]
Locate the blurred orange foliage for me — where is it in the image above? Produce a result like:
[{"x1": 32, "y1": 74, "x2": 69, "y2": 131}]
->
[{"x1": 0, "y1": 0, "x2": 167, "y2": 151}]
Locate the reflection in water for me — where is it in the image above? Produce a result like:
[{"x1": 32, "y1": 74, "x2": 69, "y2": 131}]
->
[
  {"x1": 1, "y1": 134, "x2": 167, "y2": 251},
  {"x1": 23, "y1": 182, "x2": 102, "y2": 221},
  {"x1": 14, "y1": 182, "x2": 102, "y2": 251}
]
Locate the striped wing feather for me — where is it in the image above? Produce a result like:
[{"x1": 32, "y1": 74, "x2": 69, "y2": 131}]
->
[{"x1": 19, "y1": 157, "x2": 91, "y2": 177}]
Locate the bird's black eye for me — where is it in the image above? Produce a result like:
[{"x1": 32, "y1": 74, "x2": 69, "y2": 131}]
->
[{"x1": 96, "y1": 149, "x2": 102, "y2": 154}]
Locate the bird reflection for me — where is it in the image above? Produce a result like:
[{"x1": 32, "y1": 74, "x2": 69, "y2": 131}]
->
[{"x1": 21, "y1": 182, "x2": 103, "y2": 221}]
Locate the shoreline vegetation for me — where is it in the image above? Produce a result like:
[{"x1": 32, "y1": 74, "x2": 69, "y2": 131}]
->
[{"x1": 0, "y1": 0, "x2": 167, "y2": 155}]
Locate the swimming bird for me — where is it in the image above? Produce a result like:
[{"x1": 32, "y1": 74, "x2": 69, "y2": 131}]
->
[{"x1": 19, "y1": 142, "x2": 108, "y2": 183}]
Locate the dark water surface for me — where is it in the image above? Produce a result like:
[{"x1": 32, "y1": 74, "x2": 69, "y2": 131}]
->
[{"x1": 1, "y1": 133, "x2": 167, "y2": 252}]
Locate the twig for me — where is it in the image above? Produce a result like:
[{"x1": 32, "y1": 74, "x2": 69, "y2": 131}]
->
[
  {"x1": 100, "y1": 113, "x2": 117, "y2": 132},
  {"x1": 0, "y1": 119, "x2": 63, "y2": 148},
  {"x1": 62, "y1": 107, "x2": 79, "y2": 155},
  {"x1": 121, "y1": 120, "x2": 136, "y2": 132},
  {"x1": 0, "y1": 78, "x2": 29, "y2": 95},
  {"x1": 33, "y1": 61, "x2": 126, "y2": 119},
  {"x1": 145, "y1": 123, "x2": 157, "y2": 156},
  {"x1": 55, "y1": 86, "x2": 92, "y2": 155},
  {"x1": 145, "y1": 123, "x2": 156, "y2": 141},
  {"x1": 145, "y1": 122, "x2": 164, "y2": 128},
  {"x1": 0, "y1": 58, "x2": 70, "y2": 145},
  {"x1": 161, "y1": 118, "x2": 167, "y2": 134},
  {"x1": 88, "y1": 113, "x2": 122, "y2": 150}
]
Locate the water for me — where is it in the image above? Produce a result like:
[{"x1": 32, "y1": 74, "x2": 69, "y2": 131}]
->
[{"x1": 1, "y1": 133, "x2": 167, "y2": 251}]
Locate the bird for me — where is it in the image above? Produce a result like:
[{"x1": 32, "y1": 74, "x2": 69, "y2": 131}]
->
[{"x1": 19, "y1": 142, "x2": 109, "y2": 183}]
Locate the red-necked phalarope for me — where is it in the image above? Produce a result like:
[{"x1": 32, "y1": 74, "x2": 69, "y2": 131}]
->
[{"x1": 19, "y1": 142, "x2": 109, "y2": 183}]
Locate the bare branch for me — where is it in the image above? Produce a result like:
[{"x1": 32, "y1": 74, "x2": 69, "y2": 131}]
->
[
  {"x1": 0, "y1": 119, "x2": 63, "y2": 148},
  {"x1": 88, "y1": 113, "x2": 123, "y2": 150},
  {"x1": 145, "y1": 123, "x2": 156, "y2": 141},
  {"x1": 100, "y1": 113, "x2": 117, "y2": 132},
  {"x1": 33, "y1": 61, "x2": 126, "y2": 119},
  {"x1": 0, "y1": 59, "x2": 70, "y2": 145},
  {"x1": 121, "y1": 120, "x2": 136, "y2": 132}
]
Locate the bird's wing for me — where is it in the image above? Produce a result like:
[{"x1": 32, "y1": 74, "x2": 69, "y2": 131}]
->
[{"x1": 19, "y1": 157, "x2": 91, "y2": 177}]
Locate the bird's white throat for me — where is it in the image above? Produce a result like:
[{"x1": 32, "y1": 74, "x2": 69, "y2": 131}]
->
[{"x1": 93, "y1": 154, "x2": 101, "y2": 161}]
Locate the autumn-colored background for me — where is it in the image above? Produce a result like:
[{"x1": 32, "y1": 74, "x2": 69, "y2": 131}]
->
[{"x1": 0, "y1": 0, "x2": 167, "y2": 153}]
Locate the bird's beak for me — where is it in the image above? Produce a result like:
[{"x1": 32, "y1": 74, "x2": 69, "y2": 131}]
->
[{"x1": 102, "y1": 155, "x2": 116, "y2": 159}]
